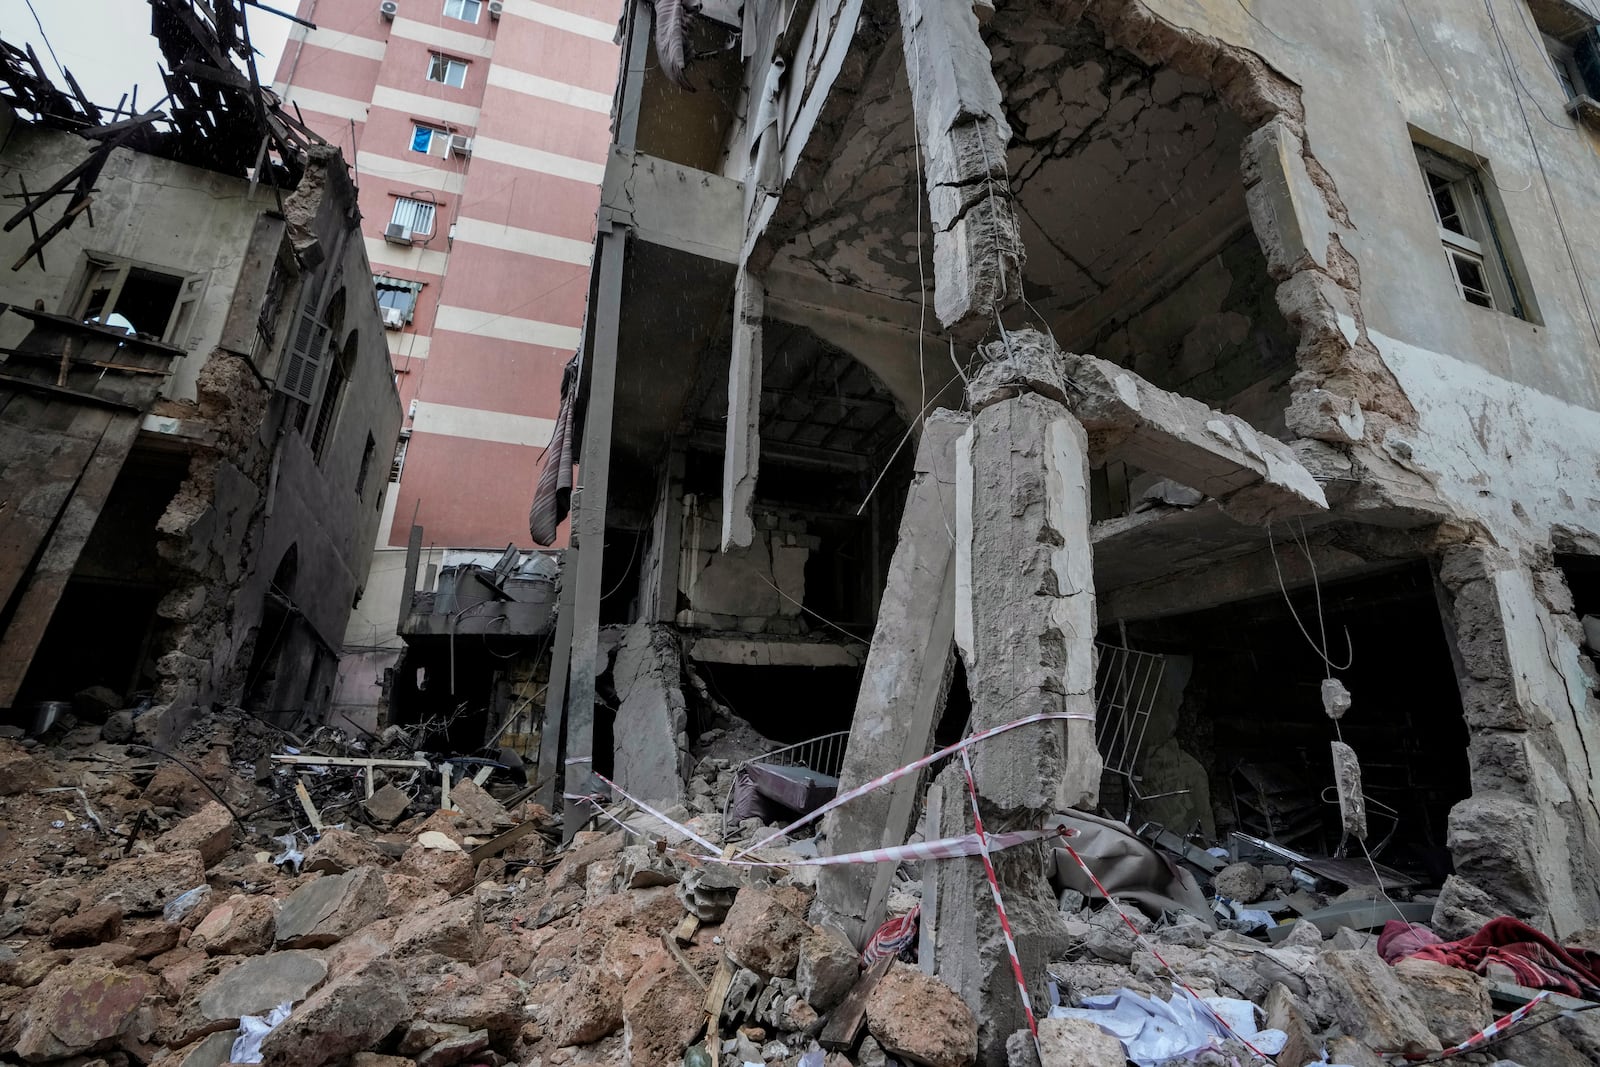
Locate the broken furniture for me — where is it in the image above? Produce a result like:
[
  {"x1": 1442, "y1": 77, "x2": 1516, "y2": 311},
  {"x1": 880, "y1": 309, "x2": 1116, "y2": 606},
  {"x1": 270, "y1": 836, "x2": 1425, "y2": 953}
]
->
[{"x1": 722, "y1": 730, "x2": 845, "y2": 837}]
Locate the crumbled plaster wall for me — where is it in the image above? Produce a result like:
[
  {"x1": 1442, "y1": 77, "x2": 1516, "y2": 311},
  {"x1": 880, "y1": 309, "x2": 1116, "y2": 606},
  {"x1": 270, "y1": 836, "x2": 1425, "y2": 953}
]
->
[
  {"x1": 677, "y1": 496, "x2": 819, "y2": 634},
  {"x1": 608, "y1": 620, "x2": 692, "y2": 807}
]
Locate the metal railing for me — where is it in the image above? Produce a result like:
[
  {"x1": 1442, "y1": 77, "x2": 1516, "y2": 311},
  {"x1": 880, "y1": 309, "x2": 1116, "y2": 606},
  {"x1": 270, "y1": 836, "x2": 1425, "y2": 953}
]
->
[
  {"x1": 1094, "y1": 640, "x2": 1167, "y2": 779},
  {"x1": 720, "y1": 730, "x2": 849, "y2": 839}
]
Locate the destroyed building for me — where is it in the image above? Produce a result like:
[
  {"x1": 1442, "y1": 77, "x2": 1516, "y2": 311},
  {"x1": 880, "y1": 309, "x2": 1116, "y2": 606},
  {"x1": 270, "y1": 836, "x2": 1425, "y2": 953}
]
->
[
  {"x1": 531, "y1": 0, "x2": 1600, "y2": 1054},
  {"x1": 0, "y1": 3, "x2": 403, "y2": 739}
]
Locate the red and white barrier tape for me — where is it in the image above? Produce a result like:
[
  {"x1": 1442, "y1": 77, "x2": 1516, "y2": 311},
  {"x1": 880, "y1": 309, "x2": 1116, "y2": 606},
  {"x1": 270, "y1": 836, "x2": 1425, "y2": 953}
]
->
[
  {"x1": 734, "y1": 710, "x2": 1095, "y2": 858},
  {"x1": 958, "y1": 747, "x2": 1041, "y2": 1056},
  {"x1": 570, "y1": 780, "x2": 1074, "y2": 869}
]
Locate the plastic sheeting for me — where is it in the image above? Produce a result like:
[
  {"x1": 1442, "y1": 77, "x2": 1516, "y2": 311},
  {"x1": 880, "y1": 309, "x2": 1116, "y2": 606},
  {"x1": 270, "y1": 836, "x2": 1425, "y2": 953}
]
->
[
  {"x1": 230, "y1": 1002, "x2": 293, "y2": 1064},
  {"x1": 1049, "y1": 985, "x2": 1289, "y2": 1066}
]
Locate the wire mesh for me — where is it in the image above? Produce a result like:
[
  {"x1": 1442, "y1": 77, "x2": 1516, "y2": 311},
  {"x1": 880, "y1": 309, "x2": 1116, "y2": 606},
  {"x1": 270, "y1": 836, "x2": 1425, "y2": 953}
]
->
[{"x1": 1094, "y1": 640, "x2": 1167, "y2": 778}]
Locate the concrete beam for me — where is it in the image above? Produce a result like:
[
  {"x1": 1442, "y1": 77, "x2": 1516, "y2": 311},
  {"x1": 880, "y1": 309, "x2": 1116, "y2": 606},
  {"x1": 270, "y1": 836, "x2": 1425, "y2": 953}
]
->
[
  {"x1": 817, "y1": 409, "x2": 968, "y2": 945},
  {"x1": 598, "y1": 147, "x2": 744, "y2": 264},
  {"x1": 895, "y1": 0, "x2": 1021, "y2": 327},
  {"x1": 1060, "y1": 348, "x2": 1328, "y2": 524},
  {"x1": 721, "y1": 269, "x2": 764, "y2": 551}
]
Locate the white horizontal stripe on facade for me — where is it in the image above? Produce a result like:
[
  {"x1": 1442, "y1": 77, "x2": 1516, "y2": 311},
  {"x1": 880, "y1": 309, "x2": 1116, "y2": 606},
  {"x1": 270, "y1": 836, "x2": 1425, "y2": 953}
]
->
[
  {"x1": 281, "y1": 86, "x2": 367, "y2": 122},
  {"x1": 485, "y1": 64, "x2": 611, "y2": 113},
  {"x1": 472, "y1": 137, "x2": 605, "y2": 184},
  {"x1": 502, "y1": 0, "x2": 617, "y2": 42},
  {"x1": 371, "y1": 85, "x2": 480, "y2": 128},
  {"x1": 386, "y1": 332, "x2": 431, "y2": 360},
  {"x1": 434, "y1": 304, "x2": 583, "y2": 349},
  {"x1": 356, "y1": 154, "x2": 467, "y2": 195},
  {"x1": 452, "y1": 217, "x2": 594, "y2": 265},
  {"x1": 365, "y1": 237, "x2": 450, "y2": 275},
  {"x1": 390, "y1": 17, "x2": 496, "y2": 59},
  {"x1": 412, "y1": 401, "x2": 557, "y2": 448},
  {"x1": 298, "y1": 27, "x2": 387, "y2": 61}
]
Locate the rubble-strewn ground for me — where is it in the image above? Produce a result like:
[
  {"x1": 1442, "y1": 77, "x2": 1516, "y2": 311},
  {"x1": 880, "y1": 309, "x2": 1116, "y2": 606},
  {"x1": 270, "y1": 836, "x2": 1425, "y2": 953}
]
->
[{"x1": 3, "y1": 712, "x2": 1600, "y2": 1067}]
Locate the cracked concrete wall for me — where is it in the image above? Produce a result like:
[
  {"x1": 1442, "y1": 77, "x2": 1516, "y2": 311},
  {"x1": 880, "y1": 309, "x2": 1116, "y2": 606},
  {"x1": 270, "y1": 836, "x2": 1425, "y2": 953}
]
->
[
  {"x1": 677, "y1": 495, "x2": 818, "y2": 634},
  {"x1": 610, "y1": 619, "x2": 692, "y2": 807}
]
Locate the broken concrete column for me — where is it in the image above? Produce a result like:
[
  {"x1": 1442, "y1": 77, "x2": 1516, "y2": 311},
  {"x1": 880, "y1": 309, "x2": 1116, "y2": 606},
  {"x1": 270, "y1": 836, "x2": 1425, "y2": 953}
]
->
[
  {"x1": 817, "y1": 410, "x2": 969, "y2": 945},
  {"x1": 896, "y1": 0, "x2": 1021, "y2": 326},
  {"x1": 1058, "y1": 348, "x2": 1328, "y2": 523},
  {"x1": 936, "y1": 332, "x2": 1093, "y2": 1061},
  {"x1": 610, "y1": 621, "x2": 690, "y2": 808},
  {"x1": 956, "y1": 336, "x2": 1101, "y2": 815},
  {"x1": 722, "y1": 270, "x2": 764, "y2": 550}
]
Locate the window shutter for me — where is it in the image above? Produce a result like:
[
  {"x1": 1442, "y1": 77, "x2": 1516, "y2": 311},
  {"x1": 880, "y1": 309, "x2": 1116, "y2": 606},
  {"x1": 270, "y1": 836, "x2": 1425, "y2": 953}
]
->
[
  {"x1": 1576, "y1": 29, "x2": 1600, "y2": 99},
  {"x1": 278, "y1": 304, "x2": 329, "y2": 403}
]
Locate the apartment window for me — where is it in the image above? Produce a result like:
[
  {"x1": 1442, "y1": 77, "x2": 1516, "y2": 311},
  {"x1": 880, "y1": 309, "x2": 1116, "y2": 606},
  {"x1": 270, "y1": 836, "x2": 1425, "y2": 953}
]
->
[
  {"x1": 391, "y1": 196, "x2": 437, "y2": 237},
  {"x1": 374, "y1": 275, "x2": 423, "y2": 324},
  {"x1": 427, "y1": 53, "x2": 468, "y2": 89},
  {"x1": 444, "y1": 0, "x2": 481, "y2": 22},
  {"x1": 1414, "y1": 146, "x2": 1526, "y2": 318},
  {"x1": 390, "y1": 430, "x2": 411, "y2": 483},
  {"x1": 72, "y1": 256, "x2": 203, "y2": 345},
  {"x1": 356, "y1": 433, "x2": 377, "y2": 498},
  {"x1": 410, "y1": 123, "x2": 449, "y2": 156},
  {"x1": 1544, "y1": 34, "x2": 1587, "y2": 100}
]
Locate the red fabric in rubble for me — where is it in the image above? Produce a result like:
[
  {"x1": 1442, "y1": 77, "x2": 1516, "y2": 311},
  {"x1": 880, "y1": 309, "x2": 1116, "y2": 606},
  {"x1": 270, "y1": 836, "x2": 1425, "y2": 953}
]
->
[{"x1": 1378, "y1": 916, "x2": 1600, "y2": 999}]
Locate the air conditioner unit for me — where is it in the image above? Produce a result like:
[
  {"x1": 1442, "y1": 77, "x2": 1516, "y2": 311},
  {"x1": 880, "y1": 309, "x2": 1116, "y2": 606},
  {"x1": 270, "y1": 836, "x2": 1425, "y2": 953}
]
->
[
  {"x1": 379, "y1": 0, "x2": 398, "y2": 20},
  {"x1": 448, "y1": 134, "x2": 473, "y2": 158},
  {"x1": 381, "y1": 306, "x2": 406, "y2": 330},
  {"x1": 487, "y1": 0, "x2": 504, "y2": 18},
  {"x1": 383, "y1": 223, "x2": 413, "y2": 245}
]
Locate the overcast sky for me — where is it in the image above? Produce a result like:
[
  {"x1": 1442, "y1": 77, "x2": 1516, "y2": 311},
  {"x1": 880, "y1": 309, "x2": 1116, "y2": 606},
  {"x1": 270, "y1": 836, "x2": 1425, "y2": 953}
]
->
[{"x1": 0, "y1": 0, "x2": 291, "y2": 111}]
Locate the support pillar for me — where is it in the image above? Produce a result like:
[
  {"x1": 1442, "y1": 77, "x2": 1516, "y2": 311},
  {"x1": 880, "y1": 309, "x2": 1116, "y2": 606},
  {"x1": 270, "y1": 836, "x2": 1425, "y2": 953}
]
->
[
  {"x1": 817, "y1": 409, "x2": 969, "y2": 945},
  {"x1": 935, "y1": 334, "x2": 1099, "y2": 1063},
  {"x1": 562, "y1": 227, "x2": 627, "y2": 839},
  {"x1": 721, "y1": 269, "x2": 763, "y2": 550}
]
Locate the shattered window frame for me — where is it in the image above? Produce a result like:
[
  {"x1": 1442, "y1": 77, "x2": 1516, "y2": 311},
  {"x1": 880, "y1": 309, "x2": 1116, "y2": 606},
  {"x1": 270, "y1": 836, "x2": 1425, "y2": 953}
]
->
[
  {"x1": 66, "y1": 253, "x2": 205, "y2": 346},
  {"x1": 1413, "y1": 144, "x2": 1527, "y2": 320}
]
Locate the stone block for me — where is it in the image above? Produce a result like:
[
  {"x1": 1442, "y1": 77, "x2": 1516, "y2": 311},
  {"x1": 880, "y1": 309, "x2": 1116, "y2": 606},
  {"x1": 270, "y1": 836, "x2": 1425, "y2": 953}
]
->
[
  {"x1": 1320, "y1": 949, "x2": 1440, "y2": 1056},
  {"x1": 623, "y1": 948, "x2": 707, "y2": 1065},
  {"x1": 1393, "y1": 957, "x2": 1493, "y2": 1047},
  {"x1": 392, "y1": 896, "x2": 484, "y2": 961},
  {"x1": 1264, "y1": 983, "x2": 1319, "y2": 1067},
  {"x1": 549, "y1": 964, "x2": 624, "y2": 1046},
  {"x1": 723, "y1": 886, "x2": 809, "y2": 978},
  {"x1": 303, "y1": 828, "x2": 389, "y2": 875},
  {"x1": 190, "y1": 893, "x2": 277, "y2": 955},
  {"x1": 444, "y1": 778, "x2": 513, "y2": 835},
  {"x1": 865, "y1": 962, "x2": 978, "y2": 1067},
  {"x1": 797, "y1": 925, "x2": 859, "y2": 1011},
  {"x1": 414, "y1": 1027, "x2": 488, "y2": 1067},
  {"x1": 196, "y1": 949, "x2": 328, "y2": 1021},
  {"x1": 1035, "y1": 1016, "x2": 1126, "y2": 1066},
  {"x1": 48, "y1": 902, "x2": 123, "y2": 947},
  {"x1": 274, "y1": 866, "x2": 389, "y2": 948},
  {"x1": 258, "y1": 959, "x2": 411, "y2": 1067},
  {"x1": 362, "y1": 784, "x2": 411, "y2": 825},
  {"x1": 13, "y1": 963, "x2": 155, "y2": 1062},
  {"x1": 87, "y1": 849, "x2": 208, "y2": 915},
  {"x1": 1213, "y1": 862, "x2": 1266, "y2": 903},
  {"x1": 154, "y1": 801, "x2": 236, "y2": 866}
]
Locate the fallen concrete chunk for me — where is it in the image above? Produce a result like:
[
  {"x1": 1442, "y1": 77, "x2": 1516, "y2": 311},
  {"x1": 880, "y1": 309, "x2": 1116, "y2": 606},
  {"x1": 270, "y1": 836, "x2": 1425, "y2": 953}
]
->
[
  {"x1": 444, "y1": 777, "x2": 514, "y2": 835},
  {"x1": 724, "y1": 886, "x2": 809, "y2": 979},
  {"x1": 1213, "y1": 862, "x2": 1267, "y2": 904},
  {"x1": 865, "y1": 963, "x2": 978, "y2": 1067},
  {"x1": 258, "y1": 959, "x2": 411, "y2": 1067},
  {"x1": 304, "y1": 828, "x2": 389, "y2": 874},
  {"x1": 678, "y1": 864, "x2": 741, "y2": 922},
  {"x1": 190, "y1": 894, "x2": 277, "y2": 955},
  {"x1": 1035, "y1": 1016, "x2": 1127, "y2": 1066},
  {"x1": 619, "y1": 843, "x2": 678, "y2": 888},
  {"x1": 14, "y1": 962, "x2": 155, "y2": 1062},
  {"x1": 196, "y1": 949, "x2": 329, "y2": 1022},
  {"x1": 1393, "y1": 957, "x2": 1493, "y2": 1047},
  {"x1": 154, "y1": 801, "x2": 236, "y2": 866},
  {"x1": 549, "y1": 964, "x2": 625, "y2": 1046},
  {"x1": 797, "y1": 924, "x2": 859, "y2": 1011},
  {"x1": 274, "y1": 867, "x2": 388, "y2": 948},
  {"x1": 414, "y1": 1027, "x2": 488, "y2": 1067},
  {"x1": 392, "y1": 896, "x2": 484, "y2": 961},
  {"x1": 87, "y1": 849, "x2": 208, "y2": 914},
  {"x1": 363, "y1": 783, "x2": 411, "y2": 824},
  {"x1": 1058, "y1": 344, "x2": 1328, "y2": 522},
  {"x1": 48, "y1": 902, "x2": 123, "y2": 947},
  {"x1": 1321, "y1": 949, "x2": 1441, "y2": 1056}
]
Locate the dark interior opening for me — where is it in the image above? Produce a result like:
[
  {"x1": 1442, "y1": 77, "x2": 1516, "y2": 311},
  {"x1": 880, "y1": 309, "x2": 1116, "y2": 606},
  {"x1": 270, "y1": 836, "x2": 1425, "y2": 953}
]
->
[
  {"x1": 1555, "y1": 552, "x2": 1600, "y2": 617},
  {"x1": 1111, "y1": 560, "x2": 1470, "y2": 880},
  {"x1": 692, "y1": 660, "x2": 864, "y2": 746}
]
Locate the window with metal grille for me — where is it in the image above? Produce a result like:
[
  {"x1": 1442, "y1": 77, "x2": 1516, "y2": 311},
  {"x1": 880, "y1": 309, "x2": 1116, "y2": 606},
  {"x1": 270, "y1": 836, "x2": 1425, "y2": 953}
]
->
[
  {"x1": 390, "y1": 430, "x2": 411, "y2": 483},
  {"x1": 1414, "y1": 145, "x2": 1527, "y2": 319},
  {"x1": 444, "y1": 0, "x2": 480, "y2": 23},
  {"x1": 391, "y1": 196, "x2": 436, "y2": 237},
  {"x1": 427, "y1": 53, "x2": 468, "y2": 88}
]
